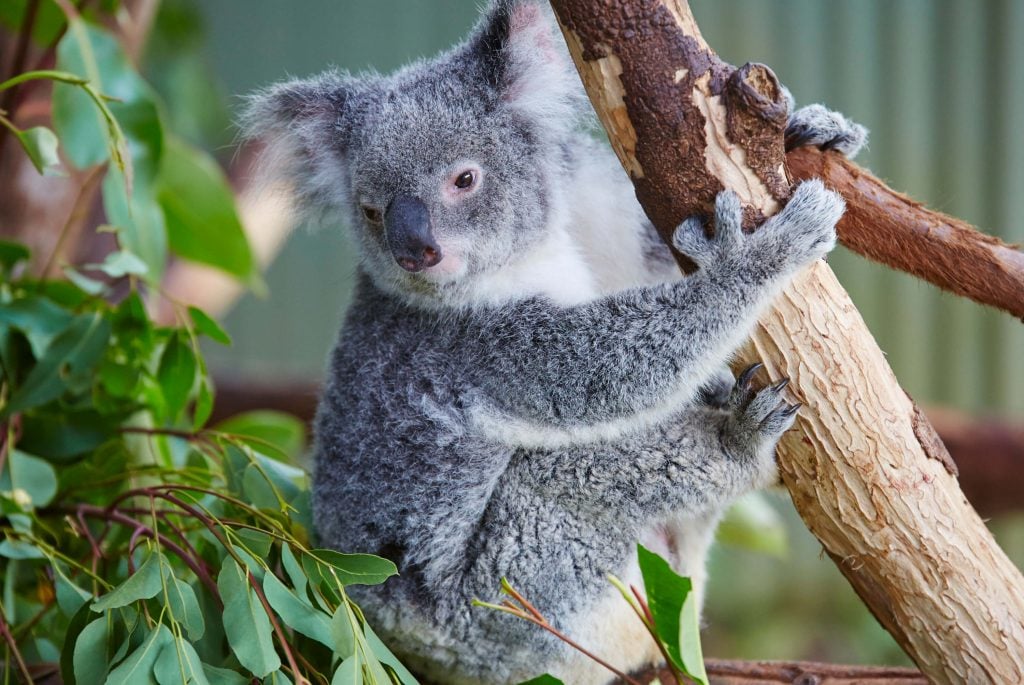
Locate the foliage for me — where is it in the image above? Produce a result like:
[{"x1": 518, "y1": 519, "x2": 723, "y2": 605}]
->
[
  {"x1": 0, "y1": 3, "x2": 407, "y2": 683},
  {"x1": 476, "y1": 546, "x2": 708, "y2": 685}
]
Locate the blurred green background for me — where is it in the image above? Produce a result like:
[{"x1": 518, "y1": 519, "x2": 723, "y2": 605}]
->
[{"x1": 144, "y1": 0, "x2": 1024, "y2": 669}]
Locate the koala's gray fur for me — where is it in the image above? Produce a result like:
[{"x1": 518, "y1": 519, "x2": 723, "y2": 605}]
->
[{"x1": 244, "y1": 1, "x2": 864, "y2": 683}]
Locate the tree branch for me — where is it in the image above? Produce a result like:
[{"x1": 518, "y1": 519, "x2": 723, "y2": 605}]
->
[
  {"x1": 627, "y1": 659, "x2": 926, "y2": 685},
  {"x1": 548, "y1": 1, "x2": 1024, "y2": 682},
  {"x1": 788, "y1": 147, "x2": 1024, "y2": 320}
]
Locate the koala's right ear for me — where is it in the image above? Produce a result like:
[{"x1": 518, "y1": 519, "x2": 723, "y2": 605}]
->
[{"x1": 241, "y1": 72, "x2": 352, "y2": 145}]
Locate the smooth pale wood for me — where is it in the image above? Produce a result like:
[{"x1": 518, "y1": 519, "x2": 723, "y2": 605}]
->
[{"x1": 552, "y1": 2, "x2": 1024, "y2": 682}]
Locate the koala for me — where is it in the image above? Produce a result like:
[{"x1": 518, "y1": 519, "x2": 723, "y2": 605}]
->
[{"x1": 244, "y1": 1, "x2": 866, "y2": 683}]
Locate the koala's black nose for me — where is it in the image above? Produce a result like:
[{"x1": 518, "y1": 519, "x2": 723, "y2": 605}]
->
[{"x1": 385, "y1": 194, "x2": 442, "y2": 273}]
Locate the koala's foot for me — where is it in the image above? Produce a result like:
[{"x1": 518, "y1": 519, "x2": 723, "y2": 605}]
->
[
  {"x1": 672, "y1": 181, "x2": 843, "y2": 275},
  {"x1": 785, "y1": 104, "x2": 868, "y2": 159},
  {"x1": 719, "y1": 363, "x2": 800, "y2": 484}
]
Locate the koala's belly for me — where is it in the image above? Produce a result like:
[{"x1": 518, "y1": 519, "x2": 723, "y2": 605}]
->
[{"x1": 551, "y1": 515, "x2": 720, "y2": 684}]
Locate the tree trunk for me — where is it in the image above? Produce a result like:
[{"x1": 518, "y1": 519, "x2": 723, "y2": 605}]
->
[{"x1": 548, "y1": 1, "x2": 1024, "y2": 682}]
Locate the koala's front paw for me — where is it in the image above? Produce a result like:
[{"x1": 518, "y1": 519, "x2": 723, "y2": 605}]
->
[
  {"x1": 786, "y1": 104, "x2": 869, "y2": 159},
  {"x1": 670, "y1": 189, "x2": 746, "y2": 270},
  {"x1": 720, "y1": 363, "x2": 800, "y2": 484},
  {"x1": 758, "y1": 179, "x2": 843, "y2": 270},
  {"x1": 672, "y1": 181, "x2": 843, "y2": 277}
]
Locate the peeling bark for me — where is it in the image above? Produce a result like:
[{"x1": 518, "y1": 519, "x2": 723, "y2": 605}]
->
[{"x1": 549, "y1": 0, "x2": 1024, "y2": 682}]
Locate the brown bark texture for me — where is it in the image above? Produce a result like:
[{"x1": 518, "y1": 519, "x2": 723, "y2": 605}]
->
[
  {"x1": 548, "y1": 0, "x2": 1024, "y2": 682},
  {"x1": 787, "y1": 147, "x2": 1024, "y2": 321}
]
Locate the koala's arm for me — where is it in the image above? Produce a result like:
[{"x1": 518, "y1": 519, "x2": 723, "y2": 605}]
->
[{"x1": 467, "y1": 181, "x2": 843, "y2": 432}]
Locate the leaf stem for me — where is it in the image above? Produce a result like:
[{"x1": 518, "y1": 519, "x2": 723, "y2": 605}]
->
[{"x1": 0, "y1": 598, "x2": 34, "y2": 685}]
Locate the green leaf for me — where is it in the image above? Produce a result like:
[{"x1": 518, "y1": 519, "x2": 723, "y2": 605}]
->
[
  {"x1": 517, "y1": 677, "x2": 564, "y2": 685},
  {"x1": 164, "y1": 571, "x2": 205, "y2": 641},
  {"x1": 107, "y1": 622, "x2": 174, "y2": 685},
  {"x1": 637, "y1": 544, "x2": 707, "y2": 685},
  {"x1": 189, "y1": 307, "x2": 231, "y2": 345},
  {"x1": 73, "y1": 617, "x2": 111, "y2": 685},
  {"x1": 263, "y1": 572, "x2": 333, "y2": 648},
  {"x1": 304, "y1": 549, "x2": 398, "y2": 588},
  {"x1": 0, "y1": 295, "x2": 74, "y2": 358},
  {"x1": 54, "y1": 563, "x2": 92, "y2": 616},
  {"x1": 280, "y1": 545, "x2": 308, "y2": 600},
  {"x1": 19, "y1": 411, "x2": 120, "y2": 462},
  {"x1": 155, "y1": 636, "x2": 211, "y2": 685},
  {"x1": 4, "y1": 312, "x2": 110, "y2": 415},
  {"x1": 157, "y1": 332, "x2": 197, "y2": 421},
  {"x1": 216, "y1": 411, "x2": 305, "y2": 461},
  {"x1": 11, "y1": 125, "x2": 62, "y2": 175},
  {"x1": 717, "y1": 492, "x2": 788, "y2": 557},
  {"x1": 103, "y1": 166, "x2": 168, "y2": 283},
  {"x1": 92, "y1": 549, "x2": 163, "y2": 611},
  {"x1": 63, "y1": 266, "x2": 108, "y2": 296},
  {"x1": 201, "y1": 665, "x2": 248, "y2": 685},
  {"x1": 157, "y1": 137, "x2": 254, "y2": 280},
  {"x1": 5, "y1": 449, "x2": 57, "y2": 507},
  {"x1": 331, "y1": 655, "x2": 362, "y2": 685},
  {"x1": 0, "y1": 240, "x2": 30, "y2": 271},
  {"x1": 0, "y1": 538, "x2": 43, "y2": 559},
  {"x1": 365, "y1": 621, "x2": 419, "y2": 685},
  {"x1": 218, "y1": 558, "x2": 280, "y2": 677},
  {"x1": 193, "y1": 378, "x2": 214, "y2": 431},
  {"x1": 329, "y1": 604, "x2": 356, "y2": 660},
  {"x1": 91, "y1": 250, "x2": 150, "y2": 278},
  {"x1": 52, "y1": 21, "x2": 134, "y2": 176}
]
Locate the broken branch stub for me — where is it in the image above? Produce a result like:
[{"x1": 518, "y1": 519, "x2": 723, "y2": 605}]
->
[{"x1": 550, "y1": 0, "x2": 1024, "y2": 682}]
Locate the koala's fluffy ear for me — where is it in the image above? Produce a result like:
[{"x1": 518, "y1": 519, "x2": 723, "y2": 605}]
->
[
  {"x1": 471, "y1": 0, "x2": 585, "y2": 130},
  {"x1": 240, "y1": 72, "x2": 354, "y2": 201}
]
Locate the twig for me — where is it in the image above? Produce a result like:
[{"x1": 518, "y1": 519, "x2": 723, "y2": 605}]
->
[{"x1": 0, "y1": 598, "x2": 34, "y2": 685}]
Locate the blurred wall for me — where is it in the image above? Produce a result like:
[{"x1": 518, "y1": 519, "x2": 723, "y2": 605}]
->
[{"x1": 199, "y1": 0, "x2": 1024, "y2": 418}]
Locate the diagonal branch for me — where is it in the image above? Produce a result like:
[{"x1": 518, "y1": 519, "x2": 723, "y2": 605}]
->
[
  {"x1": 549, "y1": 1, "x2": 1024, "y2": 683},
  {"x1": 788, "y1": 147, "x2": 1024, "y2": 320}
]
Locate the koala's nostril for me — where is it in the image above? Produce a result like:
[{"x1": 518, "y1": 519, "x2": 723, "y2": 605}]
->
[
  {"x1": 424, "y1": 246, "x2": 437, "y2": 260},
  {"x1": 397, "y1": 257, "x2": 421, "y2": 272},
  {"x1": 422, "y1": 246, "x2": 442, "y2": 267}
]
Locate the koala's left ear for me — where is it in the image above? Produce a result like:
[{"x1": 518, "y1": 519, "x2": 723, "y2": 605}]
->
[{"x1": 470, "y1": 0, "x2": 585, "y2": 129}]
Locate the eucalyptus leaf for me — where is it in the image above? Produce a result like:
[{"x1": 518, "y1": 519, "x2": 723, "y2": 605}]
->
[
  {"x1": 12, "y1": 125, "x2": 62, "y2": 175},
  {"x1": 216, "y1": 411, "x2": 305, "y2": 461},
  {"x1": 0, "y1": 240, "x2": 30, "y2": 271},
  {"x1": 157, "y1": 332, "x2": 197, "y2": 421},
  {"x1": 365, "y1": 621, "x2": 419, "y2": 685},
  {"x1": 73, "y1": 617, "x2": 111, "y2": 685},
  {"x1": 201, "y1": 665, "x2": 249, "y2": 685},
  {"x1": 303, "y1": 549, "x2": 398, "y2": 588},
  {"x1": 5, "y1": 449, "x2": 57, "y2": 507},
  {"x1": 331, "y1": 655, "x2": 363, "y2": 685},
  {"x1": 164, "y1": 571, "x2": 206, "y2": 641},
  {"x1": 0, "y1": 295, "x2": 74, "y2": 361},
  {"x1": 107, "y1": 622, "x2": 174, "y2": 685},
  {"x1": 157, "y1": 137, "x2": 254, "y2": 280},
  {"x1": 329, "y1": 604, "x2": 356, "y2": 660},
  {"x1": 92, "y1": 549, "x2": 163, "y2": 611},
  {"x1": 189, "y1": 307, "x2": 231, "y2": 345},
  {"x1": 154, "y1": 636, "x2": 211, "y2": 685},
  {"x1": 4, "y1": 312, "x2": 110, "y2": 415},
  {"x1": 263, "y1": 572, "x2": 333, "y2": 648},
  {"x1": 103, "y1": 166, "x2": 168, "y2": 283},
  {"x1": 218, "y1": 558, "x2": 280, "y2": 677},
  {"x1": 516, "y1": 677, "x2": 564, "y2": 685},
  {"x1": 53, "y1": 563, "x2": 92, "y2": 616},
  {"x1": 280, "y1": 545, "x2": 308, "y2": 600},
  {"x1": 92, "y1": 250, "x2": 150, "y2": 278},
  {"x1": 637, "y1": 544, "x2": 707, "y2": 685}
]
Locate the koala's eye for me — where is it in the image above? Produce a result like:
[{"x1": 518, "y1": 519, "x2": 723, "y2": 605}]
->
[
  {"x1": 454, "y1": 170, "x2": 475, "y2": 190},
  {"x1": 361, "y1": 205, "x2": 383, "y2": 224}
]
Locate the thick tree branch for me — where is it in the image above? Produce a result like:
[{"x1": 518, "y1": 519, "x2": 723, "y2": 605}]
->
[
  {"x1": 548, "y1": 1, "x2": 1024, "y2": 682},
  {"x1": 631, "y1": 659, "x2": 926, "y2": 685},
  {"x1": 788, "y1": 147, "x2": 1024, "y2": 320}
]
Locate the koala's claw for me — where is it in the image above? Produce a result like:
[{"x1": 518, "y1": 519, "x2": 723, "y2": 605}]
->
[
  {"x1": 785, "y1": 104, "x2": 868, "y2": 159},
  {"x1": 727, "y1": 373, "x2": 800, "y2": 442}
]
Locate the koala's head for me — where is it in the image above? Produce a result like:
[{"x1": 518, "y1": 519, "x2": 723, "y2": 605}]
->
[{"x1": 243, "y1": 0, "x2": 587, "y2": 306}]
